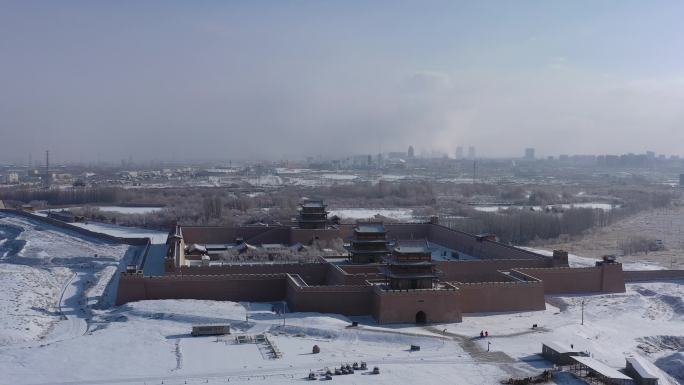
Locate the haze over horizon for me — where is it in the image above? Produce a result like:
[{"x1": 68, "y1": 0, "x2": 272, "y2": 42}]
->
[{"x1": 2, "y1": 1, "x2": 684, "y2": 163}]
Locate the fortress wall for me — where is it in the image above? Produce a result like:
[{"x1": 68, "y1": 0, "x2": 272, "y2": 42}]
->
[
  {"x1": 623, "y1": 269, "x2": 684, "y2": 282},
  {"x1": 290, "y1": 228, "x2": 345, "y2": 244},
  {"x1": 180, "y1": 226, "x2": 272, "y2": 244},
  {"x1": 175, "y1": 263, "x2": 329, "y2": 285},
  {"x1": 115, "y1": 273, "x2": 287, "y2": 305},
  {"x1": 372, "y1": 286, "x2": 462, "y2": 324},
  {"x1": 427, "y1": 224, "x2": 548, "y2": 260},
  {"x1": 453, "y1": 281, "x2": 546, "y2": 313},
  {"x1": 437, "y1": 259, "x2": 552, "y2": 282},
  {"x1": 517, "y1": 264, "x2": 625, "y2": 294},
  {"x1": 285, "y1": 275, "x2": 374, "y2": 316},
  {"x1": 243, "y1": 227, "x2": 292, "y2": 245},
  {"x1": 325, "y1": 264, "x2": 375, "y2": 285},
  {"x1": 384, "y1": 223, "x2": 431, "y2": 241}
]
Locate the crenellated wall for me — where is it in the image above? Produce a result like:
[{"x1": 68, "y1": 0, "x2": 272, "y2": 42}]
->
[
  {"x1": 453, "y1": 280, "x2": 546, "y2": 313},
  {"x1": 175, "y1": 263, "x2": 329, "y2": 285},
  {"x1": 516, "y1": 263, "x2": 626, "y2": 294},
  {"x1": 372, "y1": 285, "x2": 462, "y2": 323},
  {"x1": 325, "y1": 264, "x2": 377, "y2": 285},
  {"x1": 427, "y1": 224, "x2": 548, "y2": 261},
  {"x1": 437, "y1": 259, "x2": 552, "y2": 282},
  {"x1": 286, "y1": 275, "x2": 374, "y2": 316},
  {"x1": 115, "y1": 273, "x2": 287, "y2": 305}
]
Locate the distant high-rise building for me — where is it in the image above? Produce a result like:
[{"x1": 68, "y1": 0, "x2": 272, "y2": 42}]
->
[
  {"x1": 525, "y1": 148, "x2": 535, "y2": 160},
  {"x1": 467, "y1": 146, "x2": 476, "y2": 159},
  {"x1": 455, "y1": 146, "x2": 464, "y2": 159},
  {"x1": 407, "y1": 145, "x2": 415, "y2": 158}
]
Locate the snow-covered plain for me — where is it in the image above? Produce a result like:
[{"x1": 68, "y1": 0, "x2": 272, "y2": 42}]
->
[
  {"x1": 2, "y1": 282, "x2": 681, "y2": 385},
  {"x1": 68, "y1": 221, "x2": 169, "y2": 244},
  {"x1": 0, "y1": 213, "x2": 137, "y2": 346}
]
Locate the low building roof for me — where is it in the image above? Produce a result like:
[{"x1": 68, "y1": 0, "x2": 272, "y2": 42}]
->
[
  {"x1": 543, "y1": 341, "x2": 578, "y2": 354},
  {"x1": 626, "y1": 357, "x2": 659, "y2": 380},
  {"x1": 572, "y1": 356, "x2": 633, "y2": 380}
]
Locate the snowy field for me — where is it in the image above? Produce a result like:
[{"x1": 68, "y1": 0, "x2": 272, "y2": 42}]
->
[
  {"x1": 0, "y1": 213, "x2": 138, "y2": 346},
  {"x1": 1, "y1": 281, "x2": 681, "y2": 385},
  {"x1": 69, "y1": 221, "x2": 169, "y2": 244}
]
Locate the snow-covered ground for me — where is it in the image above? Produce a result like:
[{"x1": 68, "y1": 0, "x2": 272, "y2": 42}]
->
[
  {"x1": 0, "y1": 300, "x2": 520, "y2": 385},
  {"x1": 429, "y1": 281, "x2": 684, "y2": 385},
  {"x1": 68, "y1": 221, "x2": 169, "y2": 244},
  {"x1": 0, "y1": 213, "x2": 138, "y2": 346},
  {"x1": 2, "y1": 281, "x2": 681, "y2": 385}
]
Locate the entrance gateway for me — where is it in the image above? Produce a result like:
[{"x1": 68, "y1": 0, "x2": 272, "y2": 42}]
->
[{"x1": 415, "y1": 311, "x2": 427, "y2": 324}]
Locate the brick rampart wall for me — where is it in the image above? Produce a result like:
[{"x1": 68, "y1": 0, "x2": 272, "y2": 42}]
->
[
  {"x1": 372, "y1": 285, "x2": 462, "y2": 323},
  {"x1": 286, "y1": 275, "x2": 374, "y2": 316},
  {"x1": 623, "y1": 270, "x2": 684, "y2": 282},
  {"x1": 115, "y1": 273, "x2": 287, "y2": 305},
  {"x1": 175, "y1": 263, "x2": 329, "y2": 285},
  {"x1": 180, "y1": 226, "x2": 271, "y2": 244},
  {"x1": 291, "y1": 228, "x2": 345, "y2": 244},
  {"x1": 518, "y1": 264, "x2": 625, "y2": 294},
  {"x1": 453, "y1": 281, "x2": 546, "y2": 313},
  {"x1": 437, "y1": 259, "x2": 552, "y2": 282}
]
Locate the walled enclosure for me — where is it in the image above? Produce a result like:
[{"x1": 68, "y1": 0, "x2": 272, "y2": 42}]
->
[{"x1": 113, "y1": 222, "x2": 635, "y2": 324}]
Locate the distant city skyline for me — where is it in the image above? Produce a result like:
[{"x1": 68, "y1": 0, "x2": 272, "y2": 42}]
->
[{"x1": 2, "y1": 1, "x2": 684, "y2": 162}]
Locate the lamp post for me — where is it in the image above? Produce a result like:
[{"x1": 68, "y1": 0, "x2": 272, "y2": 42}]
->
[{"x1": 581, "y1": 299, "x2": 585, "y2": 325}]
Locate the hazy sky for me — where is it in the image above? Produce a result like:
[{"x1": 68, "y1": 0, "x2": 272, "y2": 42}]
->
[{"x1": 2, "y1": 1, "x2": 684, "y2": 163}]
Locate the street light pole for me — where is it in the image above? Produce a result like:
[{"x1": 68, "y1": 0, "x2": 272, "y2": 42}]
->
[{"x1": 581, "y1": 300, "x2": 585, "y2": 325}]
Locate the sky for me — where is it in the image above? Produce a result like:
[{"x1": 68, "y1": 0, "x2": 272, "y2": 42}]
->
[{"x1": 2, "y1": 0, "x2": 684, "y2": 163}]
